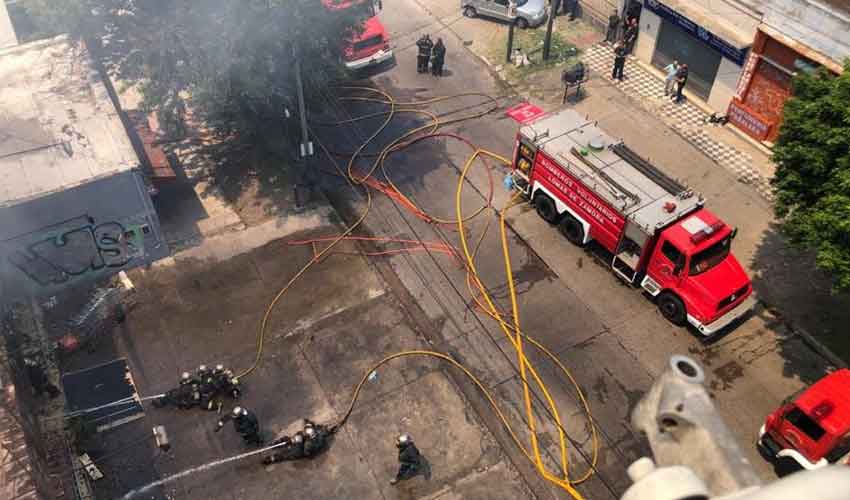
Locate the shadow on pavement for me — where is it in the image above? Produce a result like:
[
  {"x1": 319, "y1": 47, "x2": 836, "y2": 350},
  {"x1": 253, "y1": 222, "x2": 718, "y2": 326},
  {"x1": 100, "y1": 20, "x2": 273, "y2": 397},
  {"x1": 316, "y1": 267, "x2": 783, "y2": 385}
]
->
[{"x1": 749, "y1": 222, "x2": 850, "y2": 375}]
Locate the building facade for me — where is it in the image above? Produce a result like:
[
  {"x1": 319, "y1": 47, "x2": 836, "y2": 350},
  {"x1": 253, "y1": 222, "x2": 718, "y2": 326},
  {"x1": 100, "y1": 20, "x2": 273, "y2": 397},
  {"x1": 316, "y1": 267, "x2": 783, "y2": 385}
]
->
[
  {"x1": 633, "y1": 0, "x2": 758, "y2": 112},
  {"x1": 729, "y1": 0, "x2": 850, "y2": 142}
]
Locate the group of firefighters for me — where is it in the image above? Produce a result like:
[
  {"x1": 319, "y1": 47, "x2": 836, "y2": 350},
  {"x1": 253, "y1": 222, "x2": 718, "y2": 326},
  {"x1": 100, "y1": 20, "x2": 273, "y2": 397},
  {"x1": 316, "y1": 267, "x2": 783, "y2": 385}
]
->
[
  {"x1": 153, "y1": 364, "x2": 424, "y2": 484},
  {"x1": 415, "y1": 34, "x2": 447, "y2": 76},
  {"x1": 152, "y1": 364, "x2": 242, "y2": 411}
]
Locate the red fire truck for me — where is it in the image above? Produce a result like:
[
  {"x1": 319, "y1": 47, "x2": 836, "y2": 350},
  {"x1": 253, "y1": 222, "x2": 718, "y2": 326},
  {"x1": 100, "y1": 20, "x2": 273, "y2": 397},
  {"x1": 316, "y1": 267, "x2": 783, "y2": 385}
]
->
[
  {"x1": 758, "y1": 369, "x2": 850, "y2": 472},
  {"x1": 323, "y1": 0, "x2": 393, "y2": 70},
  {"x1": 510, "y1": 109, "x2": 754, "y2": 336}
]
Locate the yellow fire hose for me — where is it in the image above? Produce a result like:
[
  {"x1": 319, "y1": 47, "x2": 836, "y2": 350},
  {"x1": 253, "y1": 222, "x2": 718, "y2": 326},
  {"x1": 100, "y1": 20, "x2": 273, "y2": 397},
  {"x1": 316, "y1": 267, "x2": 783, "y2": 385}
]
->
[{"x1": 236, "y1": 84, "x2": 597, "y2": 499}]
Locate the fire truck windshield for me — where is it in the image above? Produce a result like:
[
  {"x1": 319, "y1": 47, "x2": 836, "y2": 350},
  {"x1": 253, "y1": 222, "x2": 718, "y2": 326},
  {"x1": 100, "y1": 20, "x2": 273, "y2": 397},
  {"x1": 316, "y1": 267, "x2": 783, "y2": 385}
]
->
[
  {"x1": 786, "y1": 406, "x2": 826, "y2": 441},
  {"x1": 689, "y1": 234, "x2": 731, "y2": 275}
]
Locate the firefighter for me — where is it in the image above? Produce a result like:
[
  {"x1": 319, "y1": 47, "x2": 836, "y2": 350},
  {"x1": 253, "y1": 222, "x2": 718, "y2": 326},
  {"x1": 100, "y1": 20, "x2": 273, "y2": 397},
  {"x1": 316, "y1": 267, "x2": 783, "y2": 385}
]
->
[
  {"x1": 262, "y1": 433, "x2": 304, "y2": 464},
  {"x1": 215, "y1": 406, "x2": 263, "y2": 446},
  {"x1": 416, "y1": 34, "x2": 433, "y2": 74},
  {"x1": 390, "y1": 434, "x2": 422, "y2": 485},
  {"x1": 431, "y1": 38, "x2": 446, "y2": 77},
  {"x1": 302, "y1": 419, "x2": 333, "y2": 457}
]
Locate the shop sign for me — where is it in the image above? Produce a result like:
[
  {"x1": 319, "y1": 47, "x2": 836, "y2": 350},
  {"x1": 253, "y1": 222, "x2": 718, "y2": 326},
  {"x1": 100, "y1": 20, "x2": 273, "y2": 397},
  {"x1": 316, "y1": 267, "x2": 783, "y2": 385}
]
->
[
  {"x1": 735, "y1": 51, "x2": 759, "y2": 99},
  {"x1": 643, "y1": 0, "x2": 749, "y2": 65},
  {"x1": 727, "y1": 101, "x2": 770, "y2": 140}
]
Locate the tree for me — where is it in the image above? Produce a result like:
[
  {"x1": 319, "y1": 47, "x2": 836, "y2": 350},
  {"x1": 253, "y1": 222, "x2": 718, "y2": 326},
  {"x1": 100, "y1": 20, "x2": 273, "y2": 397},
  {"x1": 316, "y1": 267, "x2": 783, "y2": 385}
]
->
[
  {"x1": 771, "y1": 62, "x2": 850, "y2": 292},
  {"x1": 21, "y1": 0, "x2": 364, "y2": 146}
]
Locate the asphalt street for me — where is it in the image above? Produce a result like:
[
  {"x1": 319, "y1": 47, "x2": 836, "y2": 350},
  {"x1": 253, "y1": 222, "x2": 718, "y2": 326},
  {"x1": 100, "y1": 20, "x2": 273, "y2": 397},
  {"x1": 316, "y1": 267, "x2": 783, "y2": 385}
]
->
[{"x1": 308, "y1": 0, "x2": 837, "y2": 498}]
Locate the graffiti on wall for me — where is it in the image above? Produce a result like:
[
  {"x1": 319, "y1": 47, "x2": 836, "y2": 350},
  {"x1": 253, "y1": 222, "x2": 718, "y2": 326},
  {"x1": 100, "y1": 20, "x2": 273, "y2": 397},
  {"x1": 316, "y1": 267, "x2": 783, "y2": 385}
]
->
[{"x1": 6, "y1": 217, "x2": 147, "y2": 287}]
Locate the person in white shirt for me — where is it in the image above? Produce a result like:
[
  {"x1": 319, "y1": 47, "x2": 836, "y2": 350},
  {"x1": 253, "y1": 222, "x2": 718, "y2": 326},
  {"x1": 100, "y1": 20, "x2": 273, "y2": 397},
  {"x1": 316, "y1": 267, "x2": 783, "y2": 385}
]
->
[{"x1": 664, "y1": 60, "x2": 680, "y2": 97}]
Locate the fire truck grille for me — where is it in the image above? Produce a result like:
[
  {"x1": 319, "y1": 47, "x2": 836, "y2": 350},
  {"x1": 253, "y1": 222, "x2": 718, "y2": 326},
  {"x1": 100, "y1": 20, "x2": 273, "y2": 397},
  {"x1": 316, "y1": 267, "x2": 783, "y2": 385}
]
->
[{"x1": 718, "y1": 284, "x2": 749, "y2": 310}]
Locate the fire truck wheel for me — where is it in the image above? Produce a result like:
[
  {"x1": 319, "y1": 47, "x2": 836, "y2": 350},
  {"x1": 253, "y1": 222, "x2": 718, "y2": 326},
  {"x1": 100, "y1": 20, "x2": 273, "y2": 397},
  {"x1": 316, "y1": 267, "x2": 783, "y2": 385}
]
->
[
  {"x1": 558, "y1": 216, "x2": 585, "y2": 245},
  {"x1": 774, "y1": 456, "x2": 801, "y2": 477},
  {"x1": 534, "y1": 194, "x2": 559, "y2": 224},
  {"x1": 657, "y1": 292, "x2": 687, "y2": 326}
]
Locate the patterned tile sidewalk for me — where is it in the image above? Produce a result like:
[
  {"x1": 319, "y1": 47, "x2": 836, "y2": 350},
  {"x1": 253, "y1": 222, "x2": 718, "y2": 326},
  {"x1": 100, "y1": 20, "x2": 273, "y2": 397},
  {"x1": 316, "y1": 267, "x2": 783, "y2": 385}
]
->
[{"x1": 582, "y1": 44, "x2": 773, "y2": 201}]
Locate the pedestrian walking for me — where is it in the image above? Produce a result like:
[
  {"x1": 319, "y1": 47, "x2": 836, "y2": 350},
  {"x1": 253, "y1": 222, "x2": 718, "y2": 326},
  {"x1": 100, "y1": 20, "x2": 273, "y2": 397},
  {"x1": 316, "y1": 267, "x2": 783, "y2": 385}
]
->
[
  {"x1": 611, "y1": 43, "x2": 626, "y2": 81},
  {"x1": 215, "y1": 406, "x2": 264, "y2": 446},
  {"x1": 605, "y1": 10, "x2": 620, "y2": 44},
  {"x1": 623, "y1": 18, "x2": 638, "y2": 55},
  {"x1": 415, "y1": 34, "x2": 433, "y2": 74},
  {"x1": 390, "y1": 434, "x2": 422, "y2": 485},
  {"x1": 674, "y1": 63, "x2": 689, "y2": 103},
  {"x1": 431, "y1": 38, "x2": 446, "y2": 76},
  {"x1": 663, "y1": 60, "x2": 679, "y2": 96}
]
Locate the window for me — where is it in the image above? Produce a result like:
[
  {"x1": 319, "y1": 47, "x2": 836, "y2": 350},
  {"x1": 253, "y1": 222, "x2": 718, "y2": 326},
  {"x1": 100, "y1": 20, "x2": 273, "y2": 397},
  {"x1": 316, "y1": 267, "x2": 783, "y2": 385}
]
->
[
  {"x1": 690, "y1": 235, "x2": 731, "y2": 275},
  {"x1": 353, "y1": 36, "x2": 383, "y2": 52},
  {"x1": 494, "y1": 0, "x2": 509, "y2": 6},
  {"x1": 661, "y1": 241, "x2": 685, "y2": 272},
  {"x1": 786, "y1": 407, "x2": 826, "y2": 442}
]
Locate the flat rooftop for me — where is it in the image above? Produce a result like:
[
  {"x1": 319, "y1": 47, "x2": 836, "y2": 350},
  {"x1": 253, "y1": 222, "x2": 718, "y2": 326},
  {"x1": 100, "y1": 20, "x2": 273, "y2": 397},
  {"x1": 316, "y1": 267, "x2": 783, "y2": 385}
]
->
[{"x1": 0, "y1": 35, "x2": 138, "y2": 208}]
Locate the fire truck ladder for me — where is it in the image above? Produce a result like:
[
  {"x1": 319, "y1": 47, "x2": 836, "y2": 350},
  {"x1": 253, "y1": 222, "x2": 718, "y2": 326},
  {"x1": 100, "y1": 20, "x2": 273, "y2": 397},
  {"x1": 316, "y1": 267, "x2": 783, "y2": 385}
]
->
[
  {"x1": 611, "y1": 143, "x2": 687, "y2": 196},
  {"x1": 569, "y1": 147, "x2": 640, "y2": 206}
]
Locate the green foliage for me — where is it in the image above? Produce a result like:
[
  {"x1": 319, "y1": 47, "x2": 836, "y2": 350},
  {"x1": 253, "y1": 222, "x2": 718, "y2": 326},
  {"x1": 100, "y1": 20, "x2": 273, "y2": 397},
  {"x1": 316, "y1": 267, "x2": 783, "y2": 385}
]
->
[
  {"x1": 22, "y1": 0, "x2": 364, "y2": 145},
  {"x1": 772, "y1": 62, "x2": 850, "y2": 292}
]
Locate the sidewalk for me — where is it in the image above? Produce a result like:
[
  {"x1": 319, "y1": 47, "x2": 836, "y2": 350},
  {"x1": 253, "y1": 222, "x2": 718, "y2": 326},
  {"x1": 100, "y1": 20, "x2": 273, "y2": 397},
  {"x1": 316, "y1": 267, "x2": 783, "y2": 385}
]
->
[{"x1": 581, "y1": 44, "x2": 775, "y2": 201}]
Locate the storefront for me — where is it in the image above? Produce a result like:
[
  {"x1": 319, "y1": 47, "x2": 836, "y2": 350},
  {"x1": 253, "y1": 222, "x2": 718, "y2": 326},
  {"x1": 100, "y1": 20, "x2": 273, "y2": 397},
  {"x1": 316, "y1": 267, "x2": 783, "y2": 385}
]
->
[
  {"x1": 633, "y1": 0, "x2": 753, "y2": 111},
  {"x1": 729, "y1": 25, "x2": 842, "y2": 143}
]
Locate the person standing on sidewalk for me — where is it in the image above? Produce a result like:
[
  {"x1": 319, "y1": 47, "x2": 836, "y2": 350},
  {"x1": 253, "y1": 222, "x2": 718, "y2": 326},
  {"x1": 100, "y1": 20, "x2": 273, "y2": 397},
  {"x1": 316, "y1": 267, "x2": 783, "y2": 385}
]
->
[
  {"x1": 415, "y1": 34, "x2": 433, "y2": 74},
  {"x1": 605, "y1": 10, "x2": 620, "y2": 43},
  {"x1": 674, "y1": 63, "x2": 689, "y2": 103},
  {"x1": 663, "y1": 60, "x2": 679, "y2": 97},
  {"x1": 623, "y1": 18, "x2": 638, "y2": 55},
  {"x1": 611, "y1": 43, "x2": 626, "y2": 81}
]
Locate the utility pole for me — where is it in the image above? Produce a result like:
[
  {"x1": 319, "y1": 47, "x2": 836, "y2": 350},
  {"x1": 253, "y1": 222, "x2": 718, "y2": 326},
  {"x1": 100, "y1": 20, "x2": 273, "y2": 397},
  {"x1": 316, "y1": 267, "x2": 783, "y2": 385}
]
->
[
  {"x1": 293, "y1": 46, "x2": 313, "y2": 211},
  {"x1": 505, "y1": 21, "x2": 516, "y2": 64},
  {"x1": 542, "y1": 0, "x2": 561, "y2": 61}
]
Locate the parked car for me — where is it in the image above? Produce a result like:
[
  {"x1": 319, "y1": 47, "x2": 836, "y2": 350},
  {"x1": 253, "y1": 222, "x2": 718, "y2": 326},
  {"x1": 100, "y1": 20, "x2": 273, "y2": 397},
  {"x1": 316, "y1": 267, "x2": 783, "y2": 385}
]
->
[{"x1": 461, "y1": 0, "x2": 547, "y2": 29}]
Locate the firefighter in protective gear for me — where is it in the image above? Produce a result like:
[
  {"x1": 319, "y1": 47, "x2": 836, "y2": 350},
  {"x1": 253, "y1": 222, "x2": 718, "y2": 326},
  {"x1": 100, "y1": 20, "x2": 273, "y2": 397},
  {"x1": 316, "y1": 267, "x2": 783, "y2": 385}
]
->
[
  {"x1": 390, "y1": 434, "x2": 422, "y2": 485},
  {"x1": 179, "y1": 371, "x2": 193, "y2": 385},
  {"x1": 431, "y1": 38, "x2": 446, "y2": 76},
  {"x1": 415, "y1": 34, "x2": 433, "y2": 73},
  {"x1": 262, "y1": 432, "x2": 306, "y2": 464},
  {"x1": 302, "y1": 419, "x2": 333, "y2": 457},
  {"x1": 215, "y1": 406, "x2": 263, "y2": 446}
]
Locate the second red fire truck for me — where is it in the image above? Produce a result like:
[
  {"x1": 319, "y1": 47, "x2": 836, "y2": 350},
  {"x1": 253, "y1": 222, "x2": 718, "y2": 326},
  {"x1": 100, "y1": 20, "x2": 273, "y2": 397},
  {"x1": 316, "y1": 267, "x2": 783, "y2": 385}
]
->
[{"x1": 510, "y1": 109, "x2": 754, "y2": 336}]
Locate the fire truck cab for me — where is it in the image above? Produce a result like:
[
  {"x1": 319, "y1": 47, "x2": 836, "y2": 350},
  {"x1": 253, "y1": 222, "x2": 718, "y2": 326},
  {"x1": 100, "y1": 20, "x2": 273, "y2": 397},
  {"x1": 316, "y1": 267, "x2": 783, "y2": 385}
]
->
[
  {"x1": 324, "y1": 0, "x2": 393, "y2": 71},
  {"x1": 511, "y1": 109, "x2": 754, "y2": 335},
  {"x1": 759, "y1": 369, "x2": 850, "y2": 473}
]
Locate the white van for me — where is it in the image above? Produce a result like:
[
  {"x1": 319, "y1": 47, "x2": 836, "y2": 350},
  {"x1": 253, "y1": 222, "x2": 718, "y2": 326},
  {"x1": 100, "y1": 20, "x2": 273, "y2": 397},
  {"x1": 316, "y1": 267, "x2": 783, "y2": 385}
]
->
[{"x1": 461, "y1": 0, "x2": 548, "y2": 29}]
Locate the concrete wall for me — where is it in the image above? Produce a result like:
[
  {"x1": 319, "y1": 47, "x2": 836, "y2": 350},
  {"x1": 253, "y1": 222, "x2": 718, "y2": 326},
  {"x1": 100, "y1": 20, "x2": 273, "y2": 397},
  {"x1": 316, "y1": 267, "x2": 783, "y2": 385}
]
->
[
  {"x1": 763, "y1": 0, "x2": 850, "y2": 66},
  {"x1": 707, "y1": 56, "x2": 745, "y2": 110},
  {"x1": 0, "y1": 171, "x2": 168, "y2": 302},
  {"x1": 0, "y1": 1, "x2": 17, "y2": 49},
  {"x1": 634, "y1": 8, "x2": 660, "y2": 62}
]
